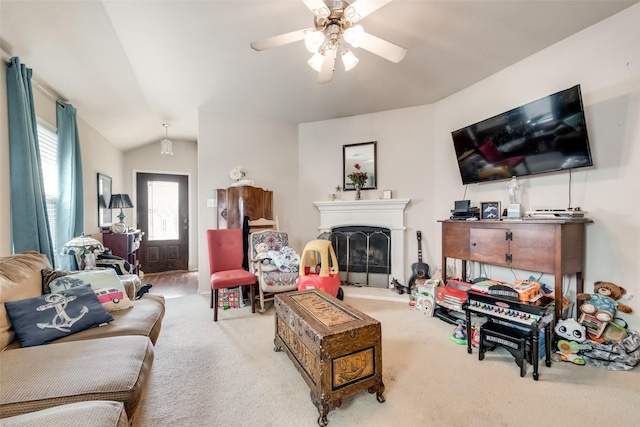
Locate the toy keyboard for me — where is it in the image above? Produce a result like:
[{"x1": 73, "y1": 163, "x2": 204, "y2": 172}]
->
[{"x1": 466, "y1": 290, "x2": 554, "y2": 326}]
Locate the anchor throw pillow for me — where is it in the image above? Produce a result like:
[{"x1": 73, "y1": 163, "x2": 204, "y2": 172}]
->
[{"x1": 5, "y1": 285, "x2": 114, "y2": 347}]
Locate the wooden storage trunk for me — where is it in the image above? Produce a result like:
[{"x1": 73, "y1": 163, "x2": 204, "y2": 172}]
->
[{"x1": 274, "y1": 290, "x2": 384, "y2": 426}]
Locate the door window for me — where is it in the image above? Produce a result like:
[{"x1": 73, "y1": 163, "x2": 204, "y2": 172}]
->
[{"x1": 147, "y1": 181, "x2": 179, "y2": 241}]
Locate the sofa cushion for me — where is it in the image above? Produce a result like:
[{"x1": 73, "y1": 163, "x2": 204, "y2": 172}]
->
[
  {"x1": 3, "y1": 293, "x2": 165, "y2": 350},
  {"x1": 0, "y1": 252, "x2": 52, "y2": 350},
  {"x1": 4, "y1": 286, "x2": 114, "y2": 347},
  {"x1": 41, "y1": 268, "x2": 75, "y2": 294},
  {"x1": 0, "y1": 400, "x2": 128, "y2": 427},
  {"x1": 49, "y1": 269, "x2": 126, "y2": 295},
  {"x1": 0, "y1": 335, "x2": 154, "y2": 419}
]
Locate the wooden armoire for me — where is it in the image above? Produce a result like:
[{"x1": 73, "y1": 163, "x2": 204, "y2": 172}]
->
[{"x1": 216, "y1": 185, "x2": 273, "y2": 229}]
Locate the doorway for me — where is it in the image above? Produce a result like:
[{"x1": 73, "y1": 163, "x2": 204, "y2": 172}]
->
[{"x1": 136, "y1": 173, "x2": 189, "y2": 273}]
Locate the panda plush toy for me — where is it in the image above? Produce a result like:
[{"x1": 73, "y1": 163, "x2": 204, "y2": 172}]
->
[{"x1": 553, "y1": 318, "x2": 591, "y2": 365}]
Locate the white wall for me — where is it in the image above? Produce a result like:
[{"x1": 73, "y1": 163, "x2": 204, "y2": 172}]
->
[
  {"x1": 78, "y1": 114, "x2": 124, "y2": 238},
  {"x1": 196, "y1": 109, "x2": 299, "y2": 293},
  {"x1": 123, "y1": 140, "x2": 199, "y2": 270},
  {"x1": 298, "y1": 104, "x2": 436, "y2": 267},
  {"x1": 297, "y1": 5, "x2": 640, "y2": 330}
]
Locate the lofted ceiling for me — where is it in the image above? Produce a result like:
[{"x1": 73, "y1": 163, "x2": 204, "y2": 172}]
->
[{"x1": 1, "y1": 0, "x2": 637, "y2": 151}]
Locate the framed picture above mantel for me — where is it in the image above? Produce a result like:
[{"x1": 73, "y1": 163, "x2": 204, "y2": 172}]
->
[{"x1": 343, "y1": 141, "x2": 377, "y2": 191}]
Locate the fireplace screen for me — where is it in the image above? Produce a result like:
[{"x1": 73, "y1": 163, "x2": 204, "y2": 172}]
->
[{"x1": 320, "y1": 226, "x2": 391, "y2": 287}]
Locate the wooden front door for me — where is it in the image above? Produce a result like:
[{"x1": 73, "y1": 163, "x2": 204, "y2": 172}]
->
[{"x1": 136, "y1": 173, "x2": 189, "y2": 273}]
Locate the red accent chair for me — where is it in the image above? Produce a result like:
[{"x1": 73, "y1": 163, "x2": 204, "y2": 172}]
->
[{"x1": 206, "y1": 229, "x2": 256, "y2": 321}]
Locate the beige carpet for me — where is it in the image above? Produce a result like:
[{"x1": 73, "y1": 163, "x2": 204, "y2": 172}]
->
[{"x1": 133, "y1": 287, "x2": 639, "y2": 427}]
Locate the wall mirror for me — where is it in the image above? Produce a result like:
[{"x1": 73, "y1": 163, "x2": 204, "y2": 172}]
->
[
  {"x1": 343, "y1": 141, "x2": 377, "y2": 190},
  {"x1": 97, "y1": 173, "x2": 112, "y2": 227}
]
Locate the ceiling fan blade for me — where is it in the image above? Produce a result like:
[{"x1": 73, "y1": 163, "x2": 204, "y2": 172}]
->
[
  {"x1": 318, "y1": 48, "x2": 337, "y2": 84},
  {"x1": 345, "y1": 0, "x2": 392, "y2": 23},
  {"x1": 250, "y1": 29, "x2": 310, "y2": 51},
  {"x1": 359, "y1": 31, "x2": 407, "y2": 63},
  {"x1": 302, "y1": 0, "x2": 330, "y2": 18}
]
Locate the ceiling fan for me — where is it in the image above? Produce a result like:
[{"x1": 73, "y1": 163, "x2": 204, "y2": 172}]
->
[{"x1": 250, "y1": 0, "x2": 407, "y2": 84}]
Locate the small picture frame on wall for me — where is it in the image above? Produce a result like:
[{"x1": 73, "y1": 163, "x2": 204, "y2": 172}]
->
[{"x1": 480, "y1": 201, "x2": 501, "y2": 220}]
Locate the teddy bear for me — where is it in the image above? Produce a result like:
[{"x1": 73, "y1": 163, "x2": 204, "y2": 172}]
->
[
  {"x1": 576, "y1": 281, "x2": 632, "y2": 323},
  {"x1": 253, "y1": 242, "x2": 278, "y2": 272}
]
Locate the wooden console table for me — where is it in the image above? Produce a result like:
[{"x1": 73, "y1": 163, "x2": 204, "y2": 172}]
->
[
  {"x1": 440, "y1": 219, "x2": 592, "y2": 319},
  {"x1": 102, "y1": 229, "x2": 143, "y2": 275}
]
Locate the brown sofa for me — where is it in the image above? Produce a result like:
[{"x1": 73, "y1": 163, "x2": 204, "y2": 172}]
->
[{"x1": 0, "y1": 252, "x2": 165, "y2": 424}]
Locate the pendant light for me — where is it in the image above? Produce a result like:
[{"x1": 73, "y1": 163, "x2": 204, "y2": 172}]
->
[{"x1": 161, "y1": 123, "x2": 173, "y2": 156}]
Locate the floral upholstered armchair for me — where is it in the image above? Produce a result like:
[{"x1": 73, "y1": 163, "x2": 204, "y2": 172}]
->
[{"x1": 249, "y1": 230, "x2": 300, "y2": 312}]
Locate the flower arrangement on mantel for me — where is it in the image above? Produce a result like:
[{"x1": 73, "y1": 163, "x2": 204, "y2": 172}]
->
[
  {"x1": 348, "y1": 163, "x2": 368, "y2": 199},
  {"x1": 229, "y1": 166, "x2": 247, "y2": 182}
]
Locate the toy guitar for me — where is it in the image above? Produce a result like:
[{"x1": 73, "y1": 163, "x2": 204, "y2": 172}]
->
[{"x1": 409, "y1": 231, "x2": 430, "y2": 292}]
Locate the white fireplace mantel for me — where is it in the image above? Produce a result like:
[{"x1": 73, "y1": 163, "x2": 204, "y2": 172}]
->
[{"x1": 314, "y1": 199, "x2": 411, "y2": 286}]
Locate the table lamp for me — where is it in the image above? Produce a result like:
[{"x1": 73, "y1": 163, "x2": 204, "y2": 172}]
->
[
  {"x1": 109, "y1": 193, "x2": 134, "y2": 225},
  {"x1": 61, "y1": 234, "x2": 105, "y2": 270}
]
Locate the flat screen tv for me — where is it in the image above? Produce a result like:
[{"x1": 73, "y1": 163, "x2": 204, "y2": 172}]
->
[{"x1": 451, "y1": 85, "x2": 593, "y2": 185}]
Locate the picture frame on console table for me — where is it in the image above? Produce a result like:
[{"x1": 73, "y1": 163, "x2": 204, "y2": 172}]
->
[{"x1": 480, "y1": 201, "x2": 501, "y2": 220}]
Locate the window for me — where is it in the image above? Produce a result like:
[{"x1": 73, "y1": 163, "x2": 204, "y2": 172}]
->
[
  {"x1": 147, "y1": 180, "x2": 180, "y2": 241},
  {"x1": 37, "y1": 118, "x2": 59, "y2": 265}
]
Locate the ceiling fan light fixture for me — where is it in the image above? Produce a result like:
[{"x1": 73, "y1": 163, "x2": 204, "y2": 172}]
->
[
  {"x1": 304, "y1": 30, "x2": 325, "y2": 53},
  {"x1": 250, "y1": 0, "x2": 407, "y2": 83},
  {"x1": 343, "y1": 24, "x2": 364, "y2": 48},
  {"x1": 160, "y1": 123, "x2": 173, "y2": 156},
  {"x1": 314, "y1": 6, "x2": 330, "y2": 19},
  {"x1": 341, "y1": 49, "x2": 359, "y2": 71},
  {"x1": 344, "y1": 6, "x2": 361, "y2": 23},
  {"x1": 308, "y1": 52, "x2": 325, "y2": 72}
]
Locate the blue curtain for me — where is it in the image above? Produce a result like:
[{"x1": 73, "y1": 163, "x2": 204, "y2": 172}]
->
[
  {"x1": 5, "y1": 57, "x2": 55, "y2": 263},
  {"x1": 56, "y1": 102, "x2": 84, "y2": 270}
]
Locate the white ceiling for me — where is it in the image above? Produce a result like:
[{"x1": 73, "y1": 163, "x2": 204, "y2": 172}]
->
[{"x1": 1, "y1": 0, "x2": 637, "y2": 151}]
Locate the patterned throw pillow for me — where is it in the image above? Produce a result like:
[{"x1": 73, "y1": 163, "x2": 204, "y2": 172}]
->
[
  {"x1": 4, "y1": 285, "x2": 114, "y2": 347},
  {"x1": 95, "y1": 253, "x2": 134, "y2": 275},
  {"x1": 49, "y1": 269, "x2": 126, "y2": 295},
  {"x1": 41, "y1": 269, "x2": 76, "y2": 294},
  {"x1": 93, "y1": 287, "x2": 133, "y2": 312}
]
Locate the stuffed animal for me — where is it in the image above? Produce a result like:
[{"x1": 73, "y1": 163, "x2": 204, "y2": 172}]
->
[
  {"x1": 577, "y1": 281, "x2": 632, "y2": 323},
  {"x1": 554, "y1": 318, "x2": 587, "y2": 343},
  {"x1": 254, "y1": 242, "x2": 277, "y2": 272},
  {"x1": 552, "y1": 319, "x2": 590, "y2": 364}
]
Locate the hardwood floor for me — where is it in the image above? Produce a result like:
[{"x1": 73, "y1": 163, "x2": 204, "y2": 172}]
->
[{"x1": 141, "y1": 270, "x2": 199, "y2": 299}]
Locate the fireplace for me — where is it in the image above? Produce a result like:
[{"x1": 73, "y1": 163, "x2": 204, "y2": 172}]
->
[
  {"x1": 313, "y1": 199, "x2": 410, "y2": 288},
  {"x1": 321, "y1": 226, "x2": 391, "y2": 288}
]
